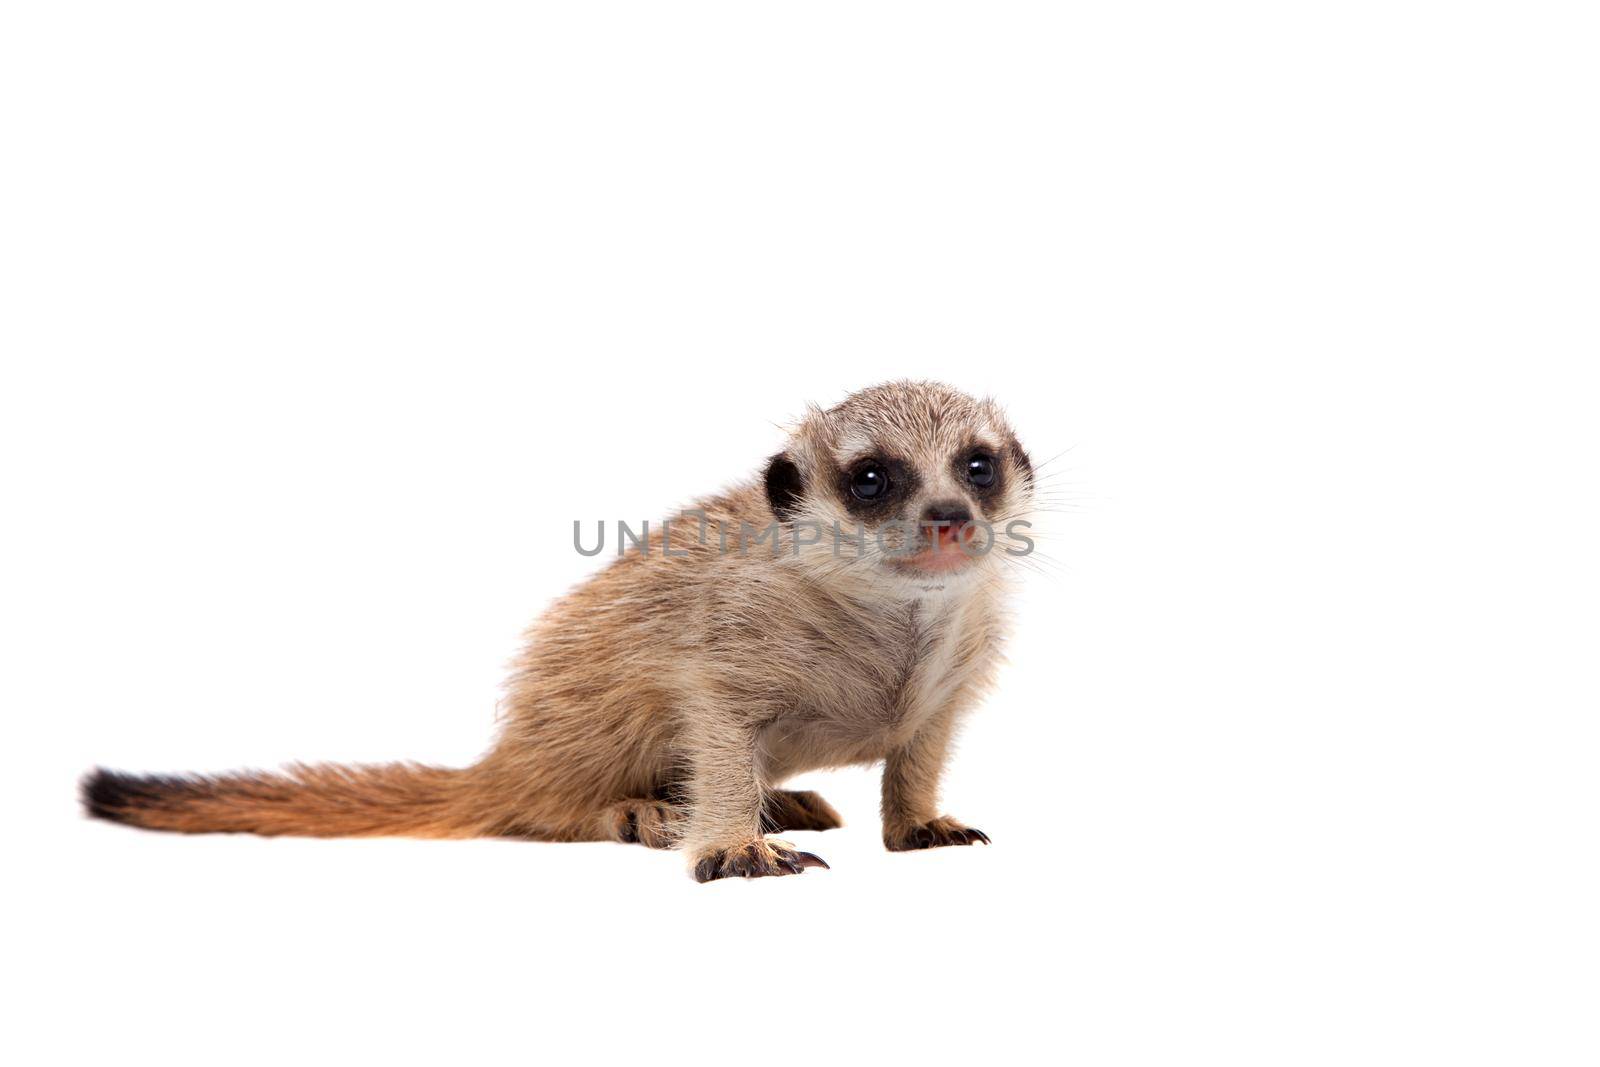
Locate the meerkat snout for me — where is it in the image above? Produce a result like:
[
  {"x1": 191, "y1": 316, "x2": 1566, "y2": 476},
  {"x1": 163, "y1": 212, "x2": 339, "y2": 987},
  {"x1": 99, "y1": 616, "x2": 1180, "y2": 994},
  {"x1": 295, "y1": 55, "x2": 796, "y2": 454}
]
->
[{"x1": 920, "y1": 500, "x2": 974, "y2": 544}]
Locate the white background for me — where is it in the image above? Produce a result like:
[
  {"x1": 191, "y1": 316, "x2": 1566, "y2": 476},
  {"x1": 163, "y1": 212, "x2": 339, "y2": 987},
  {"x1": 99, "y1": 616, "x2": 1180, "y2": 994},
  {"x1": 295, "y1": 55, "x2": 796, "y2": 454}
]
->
[{"x1": 3, "y1": 3, "x2": 1596, "y2": 1064}]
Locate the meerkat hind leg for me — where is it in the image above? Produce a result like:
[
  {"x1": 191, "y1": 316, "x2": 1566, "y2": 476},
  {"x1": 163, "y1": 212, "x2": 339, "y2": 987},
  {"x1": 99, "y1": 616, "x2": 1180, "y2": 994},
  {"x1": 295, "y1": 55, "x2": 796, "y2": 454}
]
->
[
  {"x1": 760, "y1": 789, "x2": 844, "y2": 834},
  {"x1": 603, "y1": 798, "x2": 685, "y2": 849}
]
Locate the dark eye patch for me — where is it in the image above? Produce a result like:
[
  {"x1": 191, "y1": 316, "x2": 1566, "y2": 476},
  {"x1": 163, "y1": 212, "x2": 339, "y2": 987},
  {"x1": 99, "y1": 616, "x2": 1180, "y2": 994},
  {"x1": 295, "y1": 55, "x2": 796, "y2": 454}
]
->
[
  {"x1": 953, "y1": 442, "x2": 1005, "y2": 508},
  {"x1": 837, "y1": 456, "x2": 918, "y2": 520}
]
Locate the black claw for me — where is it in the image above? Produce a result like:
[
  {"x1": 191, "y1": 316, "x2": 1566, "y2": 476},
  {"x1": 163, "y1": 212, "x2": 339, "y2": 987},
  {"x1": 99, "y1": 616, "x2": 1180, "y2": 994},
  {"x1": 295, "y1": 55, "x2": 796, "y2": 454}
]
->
[
  {"x1": 620, "y1": 809, "x2": 639, "y2": 844},
  {"x1": 889, "y1": 822, "x2": 990, "y2": 851},
  {"x1": 692, "y1": 842, "x2": 830, "y2": 882}
]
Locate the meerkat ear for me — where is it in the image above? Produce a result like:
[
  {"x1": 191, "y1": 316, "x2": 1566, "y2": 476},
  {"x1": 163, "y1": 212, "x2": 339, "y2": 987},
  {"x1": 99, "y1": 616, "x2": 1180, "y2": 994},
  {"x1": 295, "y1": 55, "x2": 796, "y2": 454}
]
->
[
  {"x1": 1008, "y1": 436, "x2": 1033, "y2": 485},
  {"x1": 764, "y1": 453, "x2": 804, "y2": 520}
]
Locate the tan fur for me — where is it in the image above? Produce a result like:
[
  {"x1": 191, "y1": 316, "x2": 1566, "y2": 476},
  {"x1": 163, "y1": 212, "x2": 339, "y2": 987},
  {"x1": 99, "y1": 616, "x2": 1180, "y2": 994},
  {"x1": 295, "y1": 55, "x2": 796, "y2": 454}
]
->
[{"x1": 84, "y1": 380, "x2": 1034, "y2": 880}]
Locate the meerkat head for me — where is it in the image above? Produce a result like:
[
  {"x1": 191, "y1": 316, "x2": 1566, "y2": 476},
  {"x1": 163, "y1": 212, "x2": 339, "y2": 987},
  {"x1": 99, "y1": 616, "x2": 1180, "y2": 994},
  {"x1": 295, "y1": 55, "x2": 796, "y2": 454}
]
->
[{"x1": 764, "y1": 380, "x2": 1035, "y2": 595}]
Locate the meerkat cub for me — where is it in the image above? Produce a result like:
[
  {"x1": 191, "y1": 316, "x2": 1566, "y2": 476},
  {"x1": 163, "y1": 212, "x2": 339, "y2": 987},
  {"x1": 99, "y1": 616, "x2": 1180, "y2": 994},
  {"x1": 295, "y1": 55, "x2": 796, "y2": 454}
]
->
[{"x1": 85, "y1": 380, "x2": 1036, "y2": 881}]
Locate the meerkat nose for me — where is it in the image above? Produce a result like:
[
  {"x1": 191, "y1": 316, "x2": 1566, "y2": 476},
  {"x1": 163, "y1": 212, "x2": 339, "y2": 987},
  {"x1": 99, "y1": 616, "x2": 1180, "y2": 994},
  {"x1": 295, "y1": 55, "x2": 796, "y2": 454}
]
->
[{"x1": 922, "y1": 502, "x2": 974, "y2": 545}]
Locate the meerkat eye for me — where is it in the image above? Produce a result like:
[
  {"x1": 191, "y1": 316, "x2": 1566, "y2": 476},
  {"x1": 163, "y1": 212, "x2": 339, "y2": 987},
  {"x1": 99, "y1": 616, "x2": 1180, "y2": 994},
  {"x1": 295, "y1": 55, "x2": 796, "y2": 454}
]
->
[
  {"x1": 966, "y1": 453, "x2": 996, "y2": 488},
  {"x1": 850, "y1": 463, "x2": 889, "y2": 501}
]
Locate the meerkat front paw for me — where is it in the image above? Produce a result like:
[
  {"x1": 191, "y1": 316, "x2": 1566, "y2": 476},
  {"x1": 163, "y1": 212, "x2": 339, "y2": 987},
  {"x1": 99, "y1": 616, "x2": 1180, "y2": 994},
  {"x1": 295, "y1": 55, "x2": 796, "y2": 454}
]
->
[
  {"x1": 690, "y1": 838, "x2": 830, "y2": 882},
  {"x1": 884, "y1": 816, "x2": 991, "y2": 851}
]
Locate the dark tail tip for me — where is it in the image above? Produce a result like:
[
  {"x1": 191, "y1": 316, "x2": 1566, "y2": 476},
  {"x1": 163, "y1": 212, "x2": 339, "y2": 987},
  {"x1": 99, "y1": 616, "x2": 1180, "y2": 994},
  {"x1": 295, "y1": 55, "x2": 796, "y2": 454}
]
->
[
  {"x1": 82, "y1": 767, "x2": 187, "y2": 825},
  {"x1": 82, "y1": 767, "x2": 132, "y2": 823}
]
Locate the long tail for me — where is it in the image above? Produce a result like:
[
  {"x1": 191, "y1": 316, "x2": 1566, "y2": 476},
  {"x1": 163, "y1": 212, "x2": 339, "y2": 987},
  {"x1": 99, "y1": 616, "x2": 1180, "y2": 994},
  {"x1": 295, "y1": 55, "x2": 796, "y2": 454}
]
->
[{"x1": 81, "y1": 762, "x2": 490, "y2": 839}]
